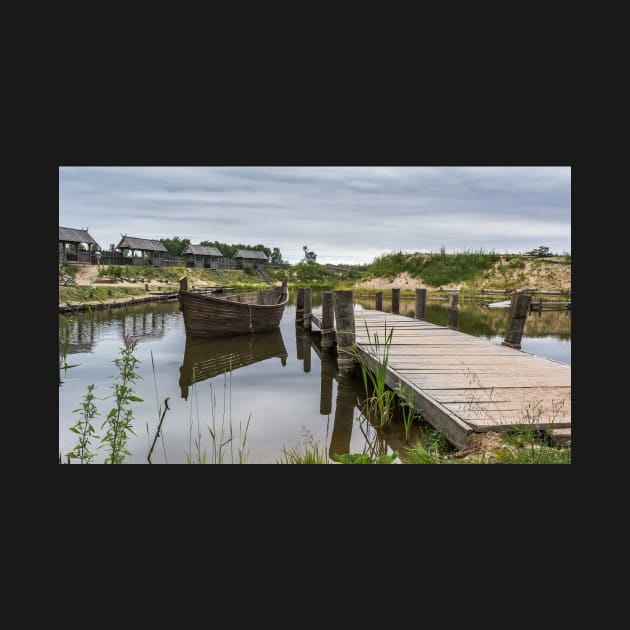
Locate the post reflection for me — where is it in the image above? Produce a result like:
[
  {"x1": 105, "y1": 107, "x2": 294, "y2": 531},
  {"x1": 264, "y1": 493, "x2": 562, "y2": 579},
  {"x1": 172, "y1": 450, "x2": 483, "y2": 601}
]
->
[{"x1": 305, "y1": 330, "x2": 423, "y2": 462}]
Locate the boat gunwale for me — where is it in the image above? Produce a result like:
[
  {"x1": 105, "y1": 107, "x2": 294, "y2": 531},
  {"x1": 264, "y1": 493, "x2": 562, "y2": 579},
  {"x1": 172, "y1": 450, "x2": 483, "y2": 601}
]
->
[{"x1": 179, "y1": 287, "x2": 289, "y2": 309}]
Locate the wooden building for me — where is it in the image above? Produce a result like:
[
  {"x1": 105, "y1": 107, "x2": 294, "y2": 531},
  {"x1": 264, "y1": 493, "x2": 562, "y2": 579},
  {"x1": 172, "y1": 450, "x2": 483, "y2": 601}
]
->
[
  {"x1": 181, "y1": 244, "x2": 224, "y2": 268},
  {"x1": 116, "y1": 235, "x2": 168, "y2": 266},
  {"x1": 233, "y1": 248, "x2": 269, "y2": 268},
  {"x1": 59, "y1": 227, "x2": 99, "y2": 263}
]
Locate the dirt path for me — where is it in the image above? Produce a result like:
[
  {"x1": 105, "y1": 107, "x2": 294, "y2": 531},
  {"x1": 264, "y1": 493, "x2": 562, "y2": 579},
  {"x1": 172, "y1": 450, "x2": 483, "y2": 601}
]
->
[{"x1": 73, "y1": 265, "x2": 100, "y2": 285}]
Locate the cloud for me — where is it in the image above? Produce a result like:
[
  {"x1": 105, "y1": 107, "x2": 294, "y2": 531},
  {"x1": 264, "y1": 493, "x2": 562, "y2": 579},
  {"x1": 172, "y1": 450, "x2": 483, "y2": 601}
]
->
[{"x1": 59, "y1": 166, "x2": 571, "y2": 262}]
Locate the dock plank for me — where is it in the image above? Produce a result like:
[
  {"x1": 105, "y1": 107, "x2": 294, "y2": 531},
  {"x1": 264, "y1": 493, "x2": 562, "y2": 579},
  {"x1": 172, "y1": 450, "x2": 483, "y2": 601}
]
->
[{"x1": 312, "y1": 307, "x2": 571, "y2": 448}]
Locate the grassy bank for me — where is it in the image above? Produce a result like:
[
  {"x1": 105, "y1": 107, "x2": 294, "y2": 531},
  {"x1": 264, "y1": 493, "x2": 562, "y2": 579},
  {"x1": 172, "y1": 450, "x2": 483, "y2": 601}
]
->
[{"x1": 60, "y1": 250, "x2": 571, "y2": 304}]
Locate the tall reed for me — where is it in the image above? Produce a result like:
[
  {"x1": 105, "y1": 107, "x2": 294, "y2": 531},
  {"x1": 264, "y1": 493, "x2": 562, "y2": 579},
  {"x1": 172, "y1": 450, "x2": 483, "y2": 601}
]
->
[
  {"x1": 58, "y1": 314, "x2": 79, "y2": 384},
  {"x1": 185, "y1": 366, "x2": 252, "y2": 464},
  {"x1": 66, "y1": 384, "x2": 100, "y2": 464},
  {"x1": 341, "y1": 323, "x2": 396, "y2": 426},
  {"x1": 98, "y1": 336, "x2": 143, "y2": 464}
]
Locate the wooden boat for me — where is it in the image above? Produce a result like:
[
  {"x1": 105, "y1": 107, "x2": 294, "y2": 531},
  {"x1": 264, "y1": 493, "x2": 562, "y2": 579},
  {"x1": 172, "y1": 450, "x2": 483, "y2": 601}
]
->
[
  {"x1": 486, "y1": 299, "x2": 511, "y2": 309},
  {"x1": 179, "y1": 328, "x2": 288, "y2": 399},
  {"x1": 178, "y1": 277, "x2": 288, "y2": 337}
]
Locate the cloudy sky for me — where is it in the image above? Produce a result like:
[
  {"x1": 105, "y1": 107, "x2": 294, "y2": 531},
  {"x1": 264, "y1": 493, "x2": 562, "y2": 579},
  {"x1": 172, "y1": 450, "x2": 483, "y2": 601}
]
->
[{"x1": 59, "y1": 166, "x2": 570, "y2": 264}]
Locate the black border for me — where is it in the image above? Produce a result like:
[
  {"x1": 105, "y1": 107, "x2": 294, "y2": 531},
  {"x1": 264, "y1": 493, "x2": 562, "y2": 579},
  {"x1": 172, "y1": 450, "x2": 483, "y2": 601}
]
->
[{"x1": 47, "y1": 103, "x2": 577, "y2": 532}]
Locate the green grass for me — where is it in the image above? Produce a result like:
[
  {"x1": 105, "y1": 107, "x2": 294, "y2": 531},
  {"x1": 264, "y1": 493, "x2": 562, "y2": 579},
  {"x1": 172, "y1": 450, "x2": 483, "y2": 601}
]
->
[
  {"x1": 341, "y1": 323, "x2": 398, "y2": 427},
  {"x1": 98, "y1": 264, "x2": 187, "y2": 282},
  {"x1": 185, "y1": 372, "x2": 253, "y2": 464},
  {"x1": 331, "y1": 451, "x2": 399, "y2": 464},
  {"x1": 267, "y1": 262, "x2": 339, "y2": 289},
  {"x1": 404, "y1": 425, "x2": 570, "y2": 464},
  {"x1": 362, "y1": 249, "x2": 501, "y2": 286},
  {"x1": 277, "y1": 442, "x2": 328, "y2": 464},
  {"x1": 497, "y1": 426, "x2": 571, "y2": 464},
  {"x1": 59, "y1": 261, "x2": 79, "y2": 278},
  {"x1": 59, "y1": 285, "x2": 147, "y2": 302}
]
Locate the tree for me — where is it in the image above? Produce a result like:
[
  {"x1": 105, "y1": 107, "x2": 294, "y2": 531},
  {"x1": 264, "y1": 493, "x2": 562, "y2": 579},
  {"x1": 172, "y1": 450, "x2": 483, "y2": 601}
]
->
[
  {"x1": 270, "y1": 247, "x2": 283, "y2": 265},
  {"x1": 526, "y1": 245, "x2": 551, "y2": 257},
  {"x1": 160, "y1": 236, "x2": 190, "y2": 256},
  {"x1": 302, "y1": 245, "x2": 317, "y2": 263}
]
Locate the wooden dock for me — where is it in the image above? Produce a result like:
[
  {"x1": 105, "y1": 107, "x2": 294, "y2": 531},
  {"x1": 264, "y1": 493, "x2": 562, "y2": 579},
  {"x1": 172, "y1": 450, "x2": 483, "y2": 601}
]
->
[
  {"x1": 310, "y1": 308, "x2": 571, "y2": 448},
  {"x1": 58, "y1": 291, "x2": 179, "y2": 313}
]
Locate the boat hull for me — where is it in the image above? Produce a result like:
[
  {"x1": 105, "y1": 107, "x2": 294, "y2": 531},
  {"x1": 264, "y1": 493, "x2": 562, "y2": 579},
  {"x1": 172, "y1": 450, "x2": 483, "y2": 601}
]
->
[{"x1": 179, "y1": 286, "x2": 288, "y2": 337}]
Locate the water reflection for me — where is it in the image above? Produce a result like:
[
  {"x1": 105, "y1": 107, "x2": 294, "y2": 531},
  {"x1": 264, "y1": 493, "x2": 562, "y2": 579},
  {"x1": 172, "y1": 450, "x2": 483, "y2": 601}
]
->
[
  {"x1": 303, "y1": 330, "x2": 418, "y2": 462},
  {"x1": 179, "y1": 328, "x2": 288, "y2": 400},
  {"x1": 61, "y1": 302, "x2": 181, "y2": 355},
  {"x1": 121, "y1": 309, "x2": 167, "y2": 341},
  {"x1": 59, "y1": 293, "x2": 571, "y2": 463}
]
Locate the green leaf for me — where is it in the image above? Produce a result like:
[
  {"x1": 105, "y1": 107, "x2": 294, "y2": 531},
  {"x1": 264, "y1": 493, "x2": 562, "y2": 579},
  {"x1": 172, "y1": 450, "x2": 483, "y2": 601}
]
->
[
  {"x1": 332, "y1": 452, "x2": 373, "y2": 464},
  {"x1": 128, "y1": 396, "x2": 144, "y2": 402}
]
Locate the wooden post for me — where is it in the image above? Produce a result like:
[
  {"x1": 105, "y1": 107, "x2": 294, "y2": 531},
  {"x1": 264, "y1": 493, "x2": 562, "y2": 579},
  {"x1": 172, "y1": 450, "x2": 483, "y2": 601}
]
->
[
  {"x1": 329, "y1": 375, "x2": 355, "y2": 458},
  {"x1": 319, "y1": 353, "x2": 336, "y2": 415},
  {"x1": 391, "y1": 288, "x2": 400, "y2": 314},
  {"x1": 296, "y1": 287, "x2": 305, "y2": 324},
  {"x1": 375, "y1": 291, "x2": 383, "y2": 311},
  {"x1": 415, "y1": 288, "x2": 426, "y2": 320},
  {"x1": 333, "y1": 290, "x2": 358, "y2": 375},
  {"x1": 303, "y1": 287, "x2": 312, "y2": 331},
  {"x1": 302, "y1": 334, "x2": 311, "y2": 373},
  {"x1": 179, "y1": 276, "x2": 188, "y2": 292},
  {"x1": 321, "y1": 291, "x2": 336, "y2": 351},
  {"x1": 145, "y1": 283, "x2": 149, "y2": 292},
  {"x1": 502, "y1": 293, "x2": 532, "y2": 349},
  {"x1": 295, "y1": 325, "x2": 304, "y2": 361},
  {"x1": 448, "y1": 293, "x2": 459, "y2": 328}
]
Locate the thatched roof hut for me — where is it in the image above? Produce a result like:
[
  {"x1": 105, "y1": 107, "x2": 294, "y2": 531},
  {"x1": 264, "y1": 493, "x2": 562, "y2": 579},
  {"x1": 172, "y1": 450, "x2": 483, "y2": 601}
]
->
[
  {"x1": 59, "y1": 227, "x2": 99, "y2": 262},
  {"x1": 181, "y1": 244, "x2": 224, "y2": 269},
  {"x1": 116, "y1": 235, "x2": 168, "y2": 254},
  {"x1": 233, "y1": 249, "x2": 268, "y2": 267},
  {"x1": 116, "y1": 235, "x2": 168, "y2": 266}
]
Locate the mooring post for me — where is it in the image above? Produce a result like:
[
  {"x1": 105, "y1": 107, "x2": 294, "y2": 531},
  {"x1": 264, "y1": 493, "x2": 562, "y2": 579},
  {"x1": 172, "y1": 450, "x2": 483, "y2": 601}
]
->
[
  {"x1": 295, "y1": 325, "x2": 304, "y2": 361},
  {"x1": 303, "y1": 287, "x2": 312, "y2": 331},
  {"x1": 329, "y1": 374, "x2": 355, "y2": 458},
  {"x1": 415, "y1": 288, "x2": 426, "y2": 320},
  {"x1": 333, "y1": 290, "x2": 358, "y2": 375},
  {"x1": 296, "y1": 287, "x2": 305, "y2": 325},
  {"x1": 319, "y1": 353, "x2": 336, "y2": 415},
  {"x1": 321, "y1": 291, "x2": 336, "y2": 351},
  {"x1": 179, "y1": 276, "x2": 188, "y2": 292},
  {"x1": 502, "y1": 292, "x2": 532, "y2": 349},
  {"x1": 375, "y1": 291, "x2": 383, "y2": 311},
  {"x1": 448, "y1": 292, "x2": 459, "y2": 328},
  {"x1": 302, "y1": 334, "x2": 311, "y2": 373},
  {"x1": 145, "y1": 283, "x2": 149, "y2": 292},
  {"x1": 391, "y1": 288, "x2": 400, "y2": 314}
]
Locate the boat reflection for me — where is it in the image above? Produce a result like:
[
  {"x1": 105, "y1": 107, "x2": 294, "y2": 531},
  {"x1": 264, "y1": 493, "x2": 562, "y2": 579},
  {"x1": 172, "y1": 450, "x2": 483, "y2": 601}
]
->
[{"x1": 179, "y1": 328, "x2": 288, "y2": 400}]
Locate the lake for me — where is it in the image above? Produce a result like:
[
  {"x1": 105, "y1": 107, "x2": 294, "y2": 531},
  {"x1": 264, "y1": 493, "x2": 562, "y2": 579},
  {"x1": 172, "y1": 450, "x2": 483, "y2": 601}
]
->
[{"x1": 58, "y1": 292, "x2": 571, "y2": 464}]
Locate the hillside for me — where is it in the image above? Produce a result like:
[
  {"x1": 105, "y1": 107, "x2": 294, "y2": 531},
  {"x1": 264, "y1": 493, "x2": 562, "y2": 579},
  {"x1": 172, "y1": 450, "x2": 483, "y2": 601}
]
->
[
  {"x1": 61, "y1": 253, "x2": 571, "y2": 295},
  {"x1": 352, "y1": 255, "x2": 571, "y2": 292}
]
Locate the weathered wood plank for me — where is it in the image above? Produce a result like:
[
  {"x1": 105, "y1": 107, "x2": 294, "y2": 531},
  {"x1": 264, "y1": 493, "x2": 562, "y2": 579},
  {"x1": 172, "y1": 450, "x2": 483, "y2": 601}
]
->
[{"x1": 312, "y1": 306, "x2": 570, "y2": 443}]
